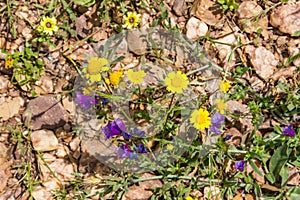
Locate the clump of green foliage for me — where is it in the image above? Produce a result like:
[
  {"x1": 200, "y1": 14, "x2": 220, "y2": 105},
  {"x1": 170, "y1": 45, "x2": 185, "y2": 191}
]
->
[{"x1": 218, "y1": 0, "x2": 239, "y2": 11}]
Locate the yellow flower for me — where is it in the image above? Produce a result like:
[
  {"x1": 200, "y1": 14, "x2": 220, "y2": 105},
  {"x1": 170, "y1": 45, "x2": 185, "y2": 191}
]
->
[
  {"x1": 109, "y1": 70, "x2": 123, "y2": 86},
  {"x1": 166, "y1": 144, "x2": 174, "y2": 151},
  {"x1": 219, "y1": 80, "x2": 231, "y2": 93},
  {"x1": 82, "y1": 57, "x2": 109, "y2": 83},
  {"x1": 186, "y1": 196, "x2": 194, "y2": 200},
  {"x1": 123, "y1": 12, "x2": 141, "y2": 29},
  {"x1": 5, "y1": 56, "x2": 14, "y2": 69},
  {"x1": 165, "y1": 71, "x2": 189, "y2": 94},
  {"x1": 82, "y1": 85, "x2": 98, "y2": 95},
  {"x1": 39, "y1": 16, "x2": 58, "y2": 35},
  {"x1": 127, "y1": 69, "x2": 146, "y2": 84},
  {"x1": 215, "y1": 99, "x2": 227, "y2": 114},
  {"x1": 190, "y1": 108, "x2": 211, "y2": 130}
]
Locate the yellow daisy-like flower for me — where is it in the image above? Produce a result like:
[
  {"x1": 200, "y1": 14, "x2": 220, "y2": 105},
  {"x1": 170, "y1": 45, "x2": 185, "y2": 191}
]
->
[
  {"x1": 219, "y1": 80, "x2": 231, "y2": 93},
  {"x1": 109, "y1": 70, "x2": 123, "y2": 86},
  {"x1": 165, "y1": 71, "x2": 189, "y2": 94},
  {"x1": 186, "y1": 196, "x2": 194, "y2": 200},
  {"x1": 166, "y1": 144, "x2": 174, "y2": 151},
  {"x1": 190, "y1": 108, "x2": 211, "y2": 130},
  {"x1": 39, "y1": 16, "x2": 58, "y2": 35},
  {"x1": 123, "y1": 12, "x2": 141, "y2": 29},
  {"x1": 82, "y1": 57, "x2": 109, "y2": 83},
  {"x1": 215, "y1": 99, "x2": 227, "y2": 114},
  {"x1": 127, "y1": 69, "x2": 146, "y2": 84},
  {"x1": 5, "y1": 56, "x2": 14, "y2": 69},
  {"x1": 82, "y1": 85, "x2": 98, "y2": 95}
]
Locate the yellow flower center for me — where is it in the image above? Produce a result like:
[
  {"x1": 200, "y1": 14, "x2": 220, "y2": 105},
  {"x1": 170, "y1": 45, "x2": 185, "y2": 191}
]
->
[{"x1": 171, "y1": 76, "x2": 183, "y2": 88}]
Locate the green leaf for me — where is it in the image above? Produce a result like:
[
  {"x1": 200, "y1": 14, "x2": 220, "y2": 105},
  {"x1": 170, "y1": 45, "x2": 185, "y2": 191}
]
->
[
  {"x1": 254, "y1": 181, "x2": 262, "y2": 197},
  {"x1": 73, "y1": 0, "x2": 96, "y2": 7},
  {"x1": 285, "y1": 54, "x2": 300, "y2": 65},
  {"x1": 269, "y1": 143, "x2": 291, "y2": 181},
  {"x1": 291, "y1": 30, "x2": 300, "y2": 37},
  {"x1": 287, "y1": 103, "x2": 295, "y2": 111},
  {"x1": 265, "y1": 173, "x2": 275, "y2": 184},
  {"x1": 274, "y1": 125, "x2": 283, "y2": 134},
  {"x1": 245, "y1": 183, "x2": 252, "y2": 192},
  {"x1": 218, "y1": 0, "x2": 225, "y2": 4},
  {"x1": 280, "y1": 165, "x2": 289, "y2": 187},
  {"x1": 287, "y1": 188, "x2": 300, "y2": 200},
  {"x1": 249, "y1": 159, "x2": 263, "y2": 177}
]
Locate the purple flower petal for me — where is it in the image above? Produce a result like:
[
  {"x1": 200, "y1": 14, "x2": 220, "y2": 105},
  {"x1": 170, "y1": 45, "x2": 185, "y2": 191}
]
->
[
  {"x1": 209, "y1": 125, "x2": 221, "y2": 134},
  {"x1": 135, "y1": 143, "x2": 147, "y2": 153},
  {"x1": 283, "y1": 124, "x2": 295, "y2": 137},
  {"x1": 235, "y1": 160, "x2": 246, "y2": 172},
  {"x1": 74, "y1": 91, "x2": 97, "y2": 110},
  {"x1": 133, "y1": 128, "x2": 146, "y2": 138},
  {"x1": 115, "y1": 118, "x2": 126, "y2": 132},
  {"x1": 224, "y1": 134, "x2": 233, "y2": 141},
  {"x1": 110, "y1": 121, "x2": 122, "y2": 135},
  {"x1": 102, "y1": 122, "x2": 121, "y2": 139},
  {"x1": 211, "y1": 112, "x2": 225, "y2": 125},
  {"x1": 129, "y1": 152, "x2": 138, "y2": 160},
  {"x1": 123, "y1": 132, "x2": 132, "y2": 140},
  {"x1": 95, "y1": 92, "x2": 109, "y2": 106},
  {"x1": 117, "y1": 144, "x2": 133, "y2": 158}
]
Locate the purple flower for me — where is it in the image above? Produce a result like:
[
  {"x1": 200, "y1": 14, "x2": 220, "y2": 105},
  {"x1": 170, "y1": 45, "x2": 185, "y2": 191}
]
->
[
  {"x1": 211, "y1": 112, "x2": 225, "y2": 127},
  {"x1": 224, "y1": 134, "x2": 233, "y2": 141},
  {"x1": 282, "y1": 124, "x2": 295, "y2": 137},
  {"x1": 235, "y1": 161, "x2": 246, "y2": 172},
  {"x1": 209, "y1": 112, "x2": 225, "y2": 134},
  {"x1": 114, "y1": 118, "x2": 126, "y2": 132},
  {"x1": 210, "y1": 125, "x2": 221, "y2": 135},
  {"x1": 135, "y1": 143, "x2": 147, "y2": 153},
  {"x1": 117, "y1": 144, "x2": 133, "y2": 159},
  {"x1": 102, "y1": 118, "x2": 127, "y2": 139},
  {"x1": 129, "y1": 152, "x2": 138, "y2": 160},
  {"x1": 123, "y1": 132, "x2": 132, "y2": 140},
  {"x1": 95, "y1": 92, "x2": 109, "y2": 106},
  {"x1": 74, "y1": 91, "x2": 97, "y2": 110},
  {"x1": 133, "y1": 128, "x2": 146, "y2": 138}
]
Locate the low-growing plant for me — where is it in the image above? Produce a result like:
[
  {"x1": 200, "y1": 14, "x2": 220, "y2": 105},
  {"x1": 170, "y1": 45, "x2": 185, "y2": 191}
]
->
[{"x1": 217, "y1": 0, "x2": 239, "y2": 11}]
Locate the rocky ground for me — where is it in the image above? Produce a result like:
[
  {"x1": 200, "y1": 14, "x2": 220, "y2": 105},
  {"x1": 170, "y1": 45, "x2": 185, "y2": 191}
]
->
[{"x1": 0, "y1": 0, "x2": 300, "y2": 199}]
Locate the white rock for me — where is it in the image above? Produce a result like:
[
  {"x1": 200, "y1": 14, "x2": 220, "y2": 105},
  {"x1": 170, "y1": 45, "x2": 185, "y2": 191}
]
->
[
  {"x1": 270, "y1": 2, "x2": 300, "y2": 35},
  {"x1": 62, "y1": 95, "x2": 75, "y2": 115},
  {"x1": 186, "y1": 17, "x2": 208, "y2": 40},
  {"x1": 32, "y1": 186, "x2": 52, "y2": 200},
  {"x1": 0, "y1": 76, "x2": 10, "y2": 92},
  {"x1": 215, "y1": 33, "x2": 238, "y2": 62},
  {"x1": 245, "y1": 46, "x2": 278, "y2": 80},
  {"x1": 69, "y1": 136, "x2": 81, "y2": 151},
  {"x1": 0, "y1": 97, "x2": 22, "y2": 121},
  {"x1": 31, "y1": 130, "x2": 58, "y2": 151},
  {"x1": 55, "y1": 144, "x2": 68, "y2": 158},
  {"x1": 237, "y1": 1, "x2": 268, "y2": 33}
]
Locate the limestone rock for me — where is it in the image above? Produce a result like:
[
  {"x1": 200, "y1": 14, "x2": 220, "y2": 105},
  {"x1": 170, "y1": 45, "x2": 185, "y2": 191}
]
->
[
  {"x1": 186, "y1": 17, "x2": 208, "y2": 40},
  {"x1": 270, "y1": 2, "x2": 300, "y2": 35},
  {"x1": 31, "y1": 129, "x2": 58, "y2": 151},
  {"x1": 127, "y1": 29, "x2": 147, "y2": 55},
  {"x1": 237, "y1": 1, "x2": 268, "y2": 33},
  {"x1": 245, "y1": 46, "x2": 278, "y2": 80},
  {"x1": 190, "y1": 0, "x2": 224, "y2": 28},
  {"x1": 0, "y1": 97, "x2": 22, "y2": 121}
]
